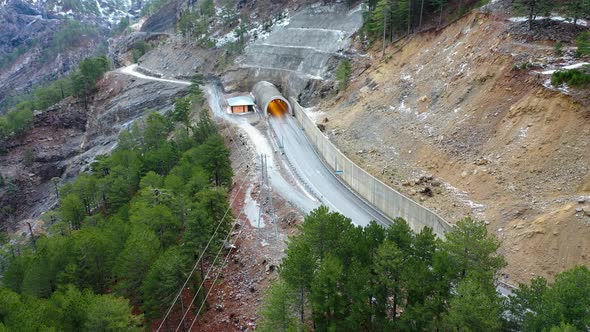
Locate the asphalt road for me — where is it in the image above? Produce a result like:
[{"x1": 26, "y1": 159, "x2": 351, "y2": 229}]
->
[
  {"x1": 119, "y1": 65, "x2": 513, "y2": 295},
  {"x1": 119, "y1": 66, "x2": 390, "y2": 226},
  {"x1": 269, "y1": 115, "x2": 391, "y2": 227}
]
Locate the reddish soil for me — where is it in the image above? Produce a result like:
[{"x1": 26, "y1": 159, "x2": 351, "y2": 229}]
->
[{"x1": 153, "y1": 119, "x2": 303, "y2": 331}]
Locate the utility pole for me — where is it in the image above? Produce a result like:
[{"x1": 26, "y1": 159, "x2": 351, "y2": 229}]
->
[
  {"x1": 257, "y1": 154, "x2": 265, "y2": 237},
  {"x1": 265, "y1": 154, "x2": 278, "y2": 241}
]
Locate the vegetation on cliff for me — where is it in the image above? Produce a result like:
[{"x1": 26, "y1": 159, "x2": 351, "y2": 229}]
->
[
  {"x1": 0, "y1": 55, "x2": 110, "y2": 153},
  {"x1": 514, "y1": 0, "x2": 590, "y2": 30},
  {"x1": 551, "y1": 66, "x2": 590, "y2": 86}
]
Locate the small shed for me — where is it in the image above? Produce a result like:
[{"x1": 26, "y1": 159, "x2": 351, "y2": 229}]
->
[{"x1": 227, "y1": 96, "x2": 255, "y2": 114}]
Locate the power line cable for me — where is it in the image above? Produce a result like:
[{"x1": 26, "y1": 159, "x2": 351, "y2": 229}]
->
[
  {"x1": 174, "y1": 179, "x2": 263, "y2": 331},
  {"x1": 157, "y1": 86, "x2": 261, "y2": 330}
]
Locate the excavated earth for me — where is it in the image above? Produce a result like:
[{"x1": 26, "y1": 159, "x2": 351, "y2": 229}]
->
[{"x1": 315, "y1": 11, "x2": 590, "y2": 284}]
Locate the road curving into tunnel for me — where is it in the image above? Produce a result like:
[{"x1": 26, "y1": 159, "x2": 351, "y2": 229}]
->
[{"x1": 253, "y1": 81, "x2": 391, "y2": 226}]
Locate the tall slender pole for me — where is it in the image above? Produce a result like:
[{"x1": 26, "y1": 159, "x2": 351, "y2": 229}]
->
[
  {"x1": 257, "y1": 154, "x2": 263, "y2": 239},
  {"x1": 265, "y1": 155, "x2": 278, "y2": 241}
]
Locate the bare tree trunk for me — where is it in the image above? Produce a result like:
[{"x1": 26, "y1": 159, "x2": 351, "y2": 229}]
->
[
  {"x1": 407, "y1": 0, "x2": 412, "y2": 35},
  {"x1": 382, "y1": 9, "x2": 387, "y2": 57},
  {"x1": 300, "y1": 287, "x2": 305, "y2": 323},
  {"x1": 27, "y1": 222, "x2": 36, "y2": 249},
  {"x1": 393, "y1": 286, "x2": 398, "y2": 321},
  {"x1": 59, "y1": 82, "x2": 65, "y2": 99},
  {"x1": 390, "y1": 8, "x2": 394, "y2": 43},
  {"x1": 419, "y1": 0, "x2": 425, "y2": 29},
  {"x1": 528, "y1": 1, "x2": 535, "y2": 31}
]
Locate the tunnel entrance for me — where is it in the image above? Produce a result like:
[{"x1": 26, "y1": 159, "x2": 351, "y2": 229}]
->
[
  {"x1": 252, "y1": 81, "x2": 293, "y2": 117},
  {"x1": 267, "y1": 98, "x2": 290, "y2": 117}
]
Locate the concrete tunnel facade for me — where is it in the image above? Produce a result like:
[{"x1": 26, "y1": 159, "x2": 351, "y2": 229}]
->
[{"x1": 252, "y1": 81, "x2": 292, "y2": 117}]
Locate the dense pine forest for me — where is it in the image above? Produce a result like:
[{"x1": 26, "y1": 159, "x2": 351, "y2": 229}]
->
[
  {"x1": 0, "y1": 81, "x2": 235, "y2": 329},
  {"x1": 259, "y1": 208, "x2": 590, "y2": 331}
]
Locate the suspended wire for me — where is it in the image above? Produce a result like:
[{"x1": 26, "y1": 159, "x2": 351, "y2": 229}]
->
[
  {"x1": 174, "y1": 184, "x2": 262, "y2": 331},
  {"x1": 157, "y1": 87, "x2": 262, "y2": 331},
  {"x1": 188, "y1": 208, "x2": 251, "y2": 331}
]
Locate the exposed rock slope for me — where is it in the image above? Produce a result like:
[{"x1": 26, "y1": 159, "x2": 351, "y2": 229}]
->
[
  {"x1": 0, "y1": 70, "x2": 187, "y2": 229},
  {"x1": 317, "y1": 11, "x2": 590, "y2": 283},
  {"x1": 0, "y1": 0, "x2": 146, "y2": 113}
]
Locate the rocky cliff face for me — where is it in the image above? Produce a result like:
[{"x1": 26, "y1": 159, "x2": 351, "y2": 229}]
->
[
  {"x1": 0, "y1": 70, "x2": 187, "y2": 230},
  {"x1": 0, "y1": 0, "x2": 146, "y2": 23},
  {"x1": 0, "y1": 0, "x2": 147, "y2": 114},
  {"x1": 140, "y1": 0, "x2": 182, "y2": 33}
]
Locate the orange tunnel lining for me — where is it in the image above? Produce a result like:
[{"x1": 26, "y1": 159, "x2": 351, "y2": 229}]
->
[{"x1": 267, "y1": 99, "x2": 289, "y2": 117}]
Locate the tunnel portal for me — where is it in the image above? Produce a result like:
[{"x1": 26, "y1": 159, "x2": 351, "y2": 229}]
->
[{"x1": 252, "y1": 81, "x2": 292, "y2": 117}]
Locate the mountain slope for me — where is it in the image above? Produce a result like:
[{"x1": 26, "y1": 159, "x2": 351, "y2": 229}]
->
[
  {"x1": 0, "y1": 0, "x2": 147, "y2": 113},
  {"x1": 315, "y1": 11, "x2": 590, "y2": 283}
]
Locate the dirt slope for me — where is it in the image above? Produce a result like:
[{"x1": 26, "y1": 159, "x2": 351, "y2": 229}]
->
[{"x1": 316, "y1": 12, "x2": 590, "y2": 283}]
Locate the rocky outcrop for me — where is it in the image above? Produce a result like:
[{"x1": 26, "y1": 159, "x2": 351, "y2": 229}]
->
[
  {"x1": 0, "y1": 0, "x2": 151, "y2": 114},
  {"x1": 0, "y1": 70, "x2": 187, "y2": 230},
  {"x1": 224, "y1": 4, "x2": 363, "y2": 99},
  {"x1": 140, "y1": 0, "x2": 183, "y2": 33},
  {"x1": 137, "y1": 36, "x2": 223, "y2": 79},
  {"x1": 109, "y1": 31, "x2": 170, "y2": 67},
  {"x1": 0, "y1": 1, "x2": 107, "y2": 113}
]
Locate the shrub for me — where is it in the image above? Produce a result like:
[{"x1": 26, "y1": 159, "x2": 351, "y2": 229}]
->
[
  {"x1": 551, "y1": 67, "x2": 590, "y2": 86},
  {"x1": 336, "y1": 59, "x2": 352, "y2": 91},
  {"x1": 112, "y1": 17, "x2": 130, "y2": 36},
  {"x1": 577, "y1": 32, "x2": 590, "y2": 57},
  {"x1": 141, "y1": 0, "x2": 168, "y2": 16},
  {"x1": 0, "y1": 108, "x2": 34, "y2": 137},
  {"x1": 24, "y1": 148, "x2": 36, "y2": 167},
  {"x1": 555, "y1": 41, "x2": 563, "y2": 56},
  {"x1": 48, "y1": 20, "x2": 99, "y2": 58},
  {"x1": 131, "y1": 41, "x2": 151, "y2": 63}
]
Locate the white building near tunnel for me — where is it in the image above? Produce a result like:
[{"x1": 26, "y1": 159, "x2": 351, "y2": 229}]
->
[{"x1": 227, "y1": 96, "x2": 256, "y2": 114}]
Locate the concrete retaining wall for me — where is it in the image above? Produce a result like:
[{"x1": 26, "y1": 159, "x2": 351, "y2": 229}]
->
[{"x1": 290, "y1": 98, "x2": 453, "y2": 237}]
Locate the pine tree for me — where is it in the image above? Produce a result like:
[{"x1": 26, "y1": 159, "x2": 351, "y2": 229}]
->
[
  {"x1": 443, "y1": 277, "x2": 504, "y2": 331},
  {"x1": 141, "y1": 247, "x2": 187, "y2": 319},
  {"x1": 84, "y1": 293, "x2": 142, "y2": 331},
  {"x1": 336, "y1": 59, "x2": 352, "y2": 91},
  {"x1": 200, "y1": 134, "x2": 233, "y2": 187},
  {"x1": 310, "y1": 255, "x2": 346, "y2": 331},
  {"x1": 171, "y1": 97, "x2": 192, "y2": 134},
  {"x1": 114, "y1": 225, "x2": 161, "y2": 299},
  {"x1": 563, "y1": 0, "x2": 590, "y2": 28},
  {"x1": 60, "y1": 194, "x2": 86, "y2": 230},
  {"x1": 577, "y1": 32, "x2": 590, "y2": 56},
  {"x1": 513, "y1": 0, "x2": 555, "y2": 30},
  {"x1": 193, "y1": 109, "x2": 217, "y2": 144},
  {"x1": 441, "y1": 217, "x2": 505, "y2": 283},
  {"x1": 280, "y1": 238, "x2": 315, "y2": 324},
  {"x1": 375, "y1": 241, "x2": 403, "y2": 323},
  {"x1": 258, "y1": 280, "x2": 300, "y2": 332}
]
